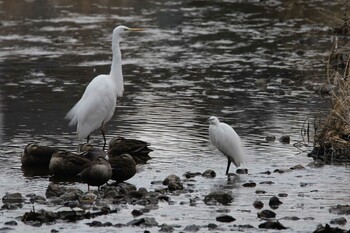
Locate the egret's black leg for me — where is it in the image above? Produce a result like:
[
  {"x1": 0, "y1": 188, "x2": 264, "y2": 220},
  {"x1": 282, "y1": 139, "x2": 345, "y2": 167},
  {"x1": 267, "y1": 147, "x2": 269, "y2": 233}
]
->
[
  {"x1": 87, "y1": 135, "x2": 90, "y2": 143},
  {"x1": 101, "y1": 128, "x2": 106, "y2": 150},
  {"x1": 225, "y1": 158, "x2": 231, "y2": 175}
]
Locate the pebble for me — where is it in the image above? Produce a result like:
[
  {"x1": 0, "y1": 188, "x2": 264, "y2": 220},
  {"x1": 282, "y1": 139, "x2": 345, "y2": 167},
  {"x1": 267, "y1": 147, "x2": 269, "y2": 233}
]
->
[
  {"x1": 330, "y1": 217, "x2": 347, "y2": 225},
  {"x1": 265, "y1": 136, "x2": 276, "y2": 142},
  {"x1": 216, "y1": 215, "x2": 236, "y2": 223},
  {"x1": 257, "y1": 209, "x2": 276, "y2": 219},
  {"x1": 242, "y1": 182, "x2": 256, "y2": 187},
  {"x1": 236, "y1": 168, "x2": 248, "y2": 174},
  {"x1": 255, "y1": 189, "x2": 267, "y2": 194},
  {"x1": 159, "y1": 223, "x2": 175, "y2": 232},
  {"x1": 259, "y1": 220, "x2": 287, "y2": 230},
  {"x1": 259, "y1": 181, "x2": 274, "y2": 185},
  {"x1": 290, "y1": 164, "x2": 305, "y2": 170},
  {"x1": 127, "y1": 217, "x2": 158, "y2": 227},
  {"x1": 204, "y1": 191, "x2": 233, "y2": 205},
  {"x1": 279, "y1": 135, "x2": 290, "y2": 144},
  {"x1": 202, "y1": 169, "x2": 216, "y2": 178},
  {"x1": 269, "y1": 196, "x2": 283, "y2": 209},
  {"x1": 207, "y1": 223, "x2": 218, "y2": 230},
  {"x1": 253, "y1": 200, "x2": 264, "y2": 209},
  {"x1": 183, "y1": 224, "x2": 200, "y2": 232},
  {"x1": 278, "y1": 193, "x2": 288, "y2": 197},
  {"x1": 131, "y1": 209, "x2": 143, "y2": 217},
  {"x1": 4, "y1": 221, "x2": 17, "y2": 226}
]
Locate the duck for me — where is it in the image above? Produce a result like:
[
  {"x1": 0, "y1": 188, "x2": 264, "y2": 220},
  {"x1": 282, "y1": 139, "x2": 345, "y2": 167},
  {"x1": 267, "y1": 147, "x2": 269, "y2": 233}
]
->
[
  {"x1": 108, "y1": 153, "x2": 136, "y2": 183},
  {"x1": 21, "y1": 143, "x2": 59, "y2": 166},
  {"x1": 49, "y1": 150, "x2": 91, "y2": 177},
  {"x1": 78, "y1": 143, "x2": 106, "y2": 161},
  {"x1": 108, "y1": 136, "x2": 152, "y2": 164},
  {"x1": 78, "y1": 156, "x2": 112, "y2": 191}
]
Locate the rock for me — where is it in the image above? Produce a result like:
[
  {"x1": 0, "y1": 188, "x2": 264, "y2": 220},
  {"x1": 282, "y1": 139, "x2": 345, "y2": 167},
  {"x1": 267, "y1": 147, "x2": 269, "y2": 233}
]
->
[
  {"x1": 216, "y1": 215, "x2": 236, "y2": 223},
  {"x1": 259, "y1": 220, "x2": 287, "y2": 230},
  {"x1": 46, "y1": 183, "x2": 65, "y2": 198},
  {"x1": 183, "y1": 224, "x2": 200, "y2": 232},
  {"x1": 290, "y1": 164, "x2": 305, "y2": 170},
  {"x1": 127, "y1": 217, "x2": 158, "y2": 227},
  {"x1": 265, "y1": 136, "x2": 276, "y2": 142},
  {"x1": 86, "y1": 221, "x2": 103, "y2": 227},
  {"x1": 159, "y1": 223, "x2": 175, "y2": 232},
  {"x1": 261, "y1": 170, "x2": 271, "y2": 175},
  {"x1": 273, "y1": 168, "x2": 291, "y2": 174},
  {"x1": 208, "y1": 223, "x2": 218, "y2": 230},
  {"x1": 1, "y1": 203, "x2": 20, "y2": 210},
  {"x1": 278, "y1": 135, "x2": 290, "y2": 144},
  {"x1": 253, "y1": 200, "x2": 264, "y2": 209},
  {"x1": 330, "y1": 217, "x2": 347, "y2": 225},
  {"x1": 202, "y1": 169, "x2": 216, "y2": 178},
  {"x1": 281, "y1": 216, "x2": 300, "y2": 221},
  {"x1": 313, "y1": 223, "x2": 348, "y2": 233},
  {"x1": 22, "y1": 209, "x2": 58, "y2": 225},
  {"x1": 184, "y1": 171, "x2": 201, "y2": 178},
  {"x1": 0, "y1": 227, "x2": 14, "y2": 232},
  {"x1": 255, "y1": 190, "x2": 267, "y2": 194},
  {"x1": 259, "y1": 181, "x2": 274, "y2": 185},
  {"x1": 131, "y1": 209, "x2": 143, "y2": 217},
  {"x1": 227, "y1": 173, "x2": 239, "y2": 183},
  {"x1": 269, "y1": 196, "x2": 283, "y2": 209},
  {"x1": 329, "y1": 205, "x2": 350, "y2": 215},
  {"x1": 4, "y1": 221, "x2": 17, "y2": 226},
  {"x1": 204, "y1": 192, "x2": 233, "y2": 205},
  {"x1": 242, "y1": 182, "x2": 256, "y2": 187},
  {"x1": 236, "y1": 168, "x2": 248, "y2": 174},
  {"x1": 163, "y1": 174, "x2": 183, "y2": 191},
  {"x1": 278, "y1": 193, "x2": 288, "y2": 197},
  {"x1": 163, "y1": 174, "x2": 180, "y2": 185},
  {"x1": 2, "y1": 193, "x2": 25, "y2": 204},
  {"x1": 257, "y1": 209, "x2": 276, "y2": 219}
]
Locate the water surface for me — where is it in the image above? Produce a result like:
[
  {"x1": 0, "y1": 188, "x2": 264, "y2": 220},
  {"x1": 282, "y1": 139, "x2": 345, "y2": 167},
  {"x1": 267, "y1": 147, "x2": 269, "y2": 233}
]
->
[{"x1": 0, "y1": 0, "x2": 348, "y2": 232}]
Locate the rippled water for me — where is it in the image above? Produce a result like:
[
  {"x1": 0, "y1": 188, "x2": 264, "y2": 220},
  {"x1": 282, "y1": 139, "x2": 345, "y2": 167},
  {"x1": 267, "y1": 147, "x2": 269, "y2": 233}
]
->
[{"x1": 0, "y1": 0, "x2": 349, "y2": 232}]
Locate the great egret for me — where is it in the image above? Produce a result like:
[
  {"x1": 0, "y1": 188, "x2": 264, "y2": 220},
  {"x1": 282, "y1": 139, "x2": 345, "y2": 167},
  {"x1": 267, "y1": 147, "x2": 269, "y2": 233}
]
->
[
  {"x1": 65, "y1": 25, "x2": 142, "y2": 150},
  {"x1": 208, "y1": 116, "x2": 245, "y2": 175}
]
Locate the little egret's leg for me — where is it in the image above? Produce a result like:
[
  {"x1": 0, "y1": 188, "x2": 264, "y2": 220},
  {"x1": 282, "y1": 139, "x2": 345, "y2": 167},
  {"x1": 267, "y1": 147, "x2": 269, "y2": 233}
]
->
[
  {"x1": 225, "y1": 158, "x2": 231, "y2": 175},
  {"x1": 101, "y1": 127, "x2": 106, "y2": 150},
  {"x1": 87, "y1": 135, "x2": 90, "y2": 143}
]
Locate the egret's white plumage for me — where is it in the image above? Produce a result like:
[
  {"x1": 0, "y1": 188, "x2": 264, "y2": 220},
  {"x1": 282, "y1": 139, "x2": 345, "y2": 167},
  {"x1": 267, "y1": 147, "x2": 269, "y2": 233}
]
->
[
  {"x1": 208, "y1": 116, "x2": 244, "y2": 175},
  {"x1": 66, "y1": 25, "x2": 140, "y2": 149}
]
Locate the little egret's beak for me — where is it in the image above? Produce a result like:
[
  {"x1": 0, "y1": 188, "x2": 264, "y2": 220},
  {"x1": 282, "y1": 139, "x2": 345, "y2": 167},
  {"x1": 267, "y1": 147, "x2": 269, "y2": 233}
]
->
[{"x1": 128, "y1": 28, "x2": 144, "y2": 31}]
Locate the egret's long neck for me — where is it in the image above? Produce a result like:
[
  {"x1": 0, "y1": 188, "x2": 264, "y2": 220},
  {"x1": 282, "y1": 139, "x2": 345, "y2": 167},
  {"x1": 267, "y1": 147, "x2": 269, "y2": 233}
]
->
[{"x1": 110, "y1": 38, "x2": 124, "y2": 97}]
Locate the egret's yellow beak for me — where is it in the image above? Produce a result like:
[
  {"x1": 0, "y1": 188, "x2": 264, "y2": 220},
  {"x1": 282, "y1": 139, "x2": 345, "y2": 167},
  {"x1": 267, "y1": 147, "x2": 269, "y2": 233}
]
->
[{"x1": 128, "y1": 28, "x2": 144, "y2": 31}]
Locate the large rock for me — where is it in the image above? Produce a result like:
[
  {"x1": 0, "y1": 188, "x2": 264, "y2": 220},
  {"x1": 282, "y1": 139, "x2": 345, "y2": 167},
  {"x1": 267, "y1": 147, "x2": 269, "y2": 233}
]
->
[{"x1": 204, "y1": 192, "x2": 233, "y2": 205}]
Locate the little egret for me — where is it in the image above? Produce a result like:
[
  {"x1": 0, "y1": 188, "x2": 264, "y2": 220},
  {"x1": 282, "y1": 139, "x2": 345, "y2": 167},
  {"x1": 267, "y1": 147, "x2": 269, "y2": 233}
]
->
[
  {"x1": 65, "y1": 25, "x2": 142, "y2": 150},
  {"x1": 208, "y1": 116, "x2": 245, "y2": 175}
]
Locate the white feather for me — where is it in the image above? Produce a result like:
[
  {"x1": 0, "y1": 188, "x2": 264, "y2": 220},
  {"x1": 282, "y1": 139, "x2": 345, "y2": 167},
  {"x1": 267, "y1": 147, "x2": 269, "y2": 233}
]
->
[{"x1": 209, "y1": 116, "x2": 245, "y2": 167}]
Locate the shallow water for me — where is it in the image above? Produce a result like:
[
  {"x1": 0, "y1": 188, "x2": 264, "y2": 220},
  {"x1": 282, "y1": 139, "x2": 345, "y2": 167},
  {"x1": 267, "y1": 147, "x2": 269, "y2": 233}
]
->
[{"x1": 0, "y1": 0, "x2": 349, "y2": 232}]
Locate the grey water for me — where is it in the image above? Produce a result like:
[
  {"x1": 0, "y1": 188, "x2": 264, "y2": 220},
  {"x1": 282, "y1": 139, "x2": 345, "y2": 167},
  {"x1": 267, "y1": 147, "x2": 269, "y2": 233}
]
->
[{"x1": 0, "y1": 0, "x2": 349, "y2": 232}]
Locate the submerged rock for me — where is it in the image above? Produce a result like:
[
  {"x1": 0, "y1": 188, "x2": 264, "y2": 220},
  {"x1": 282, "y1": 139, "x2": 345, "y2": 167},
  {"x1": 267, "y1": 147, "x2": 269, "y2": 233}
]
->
[
  {"x1": 204, "y1": 192, "x2": 233, "y2": 205},
  {"x1": 236, "y1": 168, "x2": 248, "y2": 174},
  {"x1": 46, "y1": 183, "x2": 66, "y2": 198},
  {"x1": 257, "y1": 209, "x2": 276, "y2": 219},
  {"x1": 183, "y1": 224, "x2": 201, "y2": 232},
  {"x1": 127, "y1": 217, "x2": 158, "y2": 227},
  {"x1": 259, "y1": 220, "x2": 287, "y2": 230},
  {"x1": 163, "y1": 174, "x2": 183, "y2": 191}
]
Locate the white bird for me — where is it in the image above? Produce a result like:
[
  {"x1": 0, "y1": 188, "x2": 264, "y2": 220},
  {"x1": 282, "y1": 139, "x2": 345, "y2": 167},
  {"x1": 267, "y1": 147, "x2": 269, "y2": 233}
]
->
[
  {"x1": 208, "y1": 116, "x2": 245, "y2": 175},
  {"x1": 66, "y1": 25, "x2": 142, "y2": 150}
]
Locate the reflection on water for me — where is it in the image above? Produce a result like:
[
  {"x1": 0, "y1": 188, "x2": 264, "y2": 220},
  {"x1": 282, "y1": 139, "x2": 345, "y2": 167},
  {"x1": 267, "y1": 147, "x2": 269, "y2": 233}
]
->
[{"x1": 0, "y1": 0, "x2": 348, "y2": 232}]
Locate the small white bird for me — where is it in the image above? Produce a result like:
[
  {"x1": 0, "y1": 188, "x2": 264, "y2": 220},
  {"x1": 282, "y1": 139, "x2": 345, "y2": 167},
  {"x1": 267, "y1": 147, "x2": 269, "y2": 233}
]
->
[
  {"x1": 208, "y1": 116, "x2": 245, "y2": 175},
  {"x1": 66, "y1": 26, "x2": 142, "y2": 150}
]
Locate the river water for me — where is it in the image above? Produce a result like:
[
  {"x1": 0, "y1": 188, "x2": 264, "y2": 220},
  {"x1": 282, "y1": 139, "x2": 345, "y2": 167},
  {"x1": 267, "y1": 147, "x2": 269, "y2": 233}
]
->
[{"x1": 0, "y1": 0, "x2": 349, "y2": 232}]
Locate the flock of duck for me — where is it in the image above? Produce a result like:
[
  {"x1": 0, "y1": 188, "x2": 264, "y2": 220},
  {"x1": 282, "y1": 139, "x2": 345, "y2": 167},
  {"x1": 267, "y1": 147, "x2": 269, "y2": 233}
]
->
[{"x1": 21, "y1": 136, "x2": 152, "y2": 191}]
